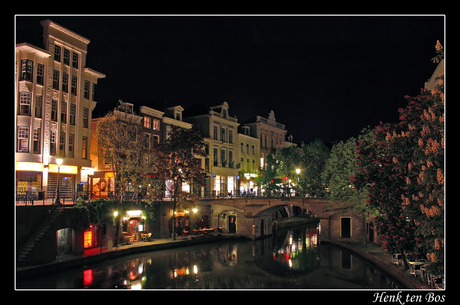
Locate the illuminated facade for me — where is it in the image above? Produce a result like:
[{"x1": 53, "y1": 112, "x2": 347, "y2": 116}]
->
[
  {"x1": 240, "y1": 110, "x2": 288, "y2": 167},
  {"x1": 184, "y1": 102, "x2": 240, "y2": 197},
  {"x1": 238, "y1": 125, "x2": 260, "y2": 195},
  {"x1": 15, "y1": 19, "x2": 105, "y2": 200}
]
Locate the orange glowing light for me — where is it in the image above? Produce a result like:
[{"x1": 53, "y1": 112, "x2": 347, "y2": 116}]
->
[{"x1": 84, "y1": 230, "x2": 92, "y2": 248}]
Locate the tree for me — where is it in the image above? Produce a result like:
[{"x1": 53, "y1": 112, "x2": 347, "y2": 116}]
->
[
  {"x1": 323, "y1": 128, "x2": 379, "y2": 247},
  {"x1": 396, "y1": 77, "x2": 444, "y2": 276},
  {"x1": 255, "y1": 153, "x2": 282, "y2": 197},
  {"x1": 353, "y1": 44, "x2": 444, "y2": 272},
  {"x1": 95, "y1": 101, "x2": 156, "y2": 246},
  {"x1": 152, "y1": 125, "x2": 207, "y2": 240},
  {"x1": 300, "y1": 139, "x2": 331, "y2": 197},
  {"x1": 353, "y1": 121, "x2": 420, "y2": 270}
]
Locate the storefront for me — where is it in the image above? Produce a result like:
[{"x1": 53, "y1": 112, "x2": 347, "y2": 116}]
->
[
  {"x1": 90, "y1": 171, "x2": 115, "y2": 199},
  {"x1": 122, "y1": 210, "x2": 147, "y2": 242},
  {"x1": 239, "y1": 173, "x2": 258, "y2": 196},
  {"x1": 213, "y1": 175, "x2": 238, "y2": 197},
  {"x1": 15, "y1": 162, "x2": 44, "y2": 201}
]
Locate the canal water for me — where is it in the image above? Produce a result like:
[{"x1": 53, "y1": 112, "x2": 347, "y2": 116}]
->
[{"x1": 17, "y1": 223, "x2": 405, "y2": 289}]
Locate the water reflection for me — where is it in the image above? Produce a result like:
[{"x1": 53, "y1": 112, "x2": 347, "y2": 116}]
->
[{"x1": 17, "y1": 223, "x2": 404, "y2": 289}]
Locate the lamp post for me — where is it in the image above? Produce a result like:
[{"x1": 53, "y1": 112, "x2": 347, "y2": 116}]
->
[
  {"x1": 55, "y1": 158, "x2": 63, "y2": 205},
  {"x1": 295, "y1": 168, "x2": 301, "y2": 197}
]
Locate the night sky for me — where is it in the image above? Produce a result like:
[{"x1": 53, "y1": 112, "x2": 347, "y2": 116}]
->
[{"x1": 15, "y1": 15, "x2": 445, "y2": 144}]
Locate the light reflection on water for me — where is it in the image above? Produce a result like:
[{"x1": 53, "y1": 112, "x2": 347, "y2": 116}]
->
[{"x1": 17, "y1": 223, "x2": 404, "y2": 289}]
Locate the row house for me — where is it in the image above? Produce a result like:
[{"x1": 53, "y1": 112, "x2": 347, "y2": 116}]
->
[
  {"x1": 90, "y1": 101, "x2": 192, "y2": 199},
  {"x1": 241, "y1": 110, "x2": 288, "y2": 168},
  {"x1": 183, "y1": 102, "x2": 240, "y2": 197},
  {"x1": 15, "y1": 19, "x2": 105, "y2": 201}
]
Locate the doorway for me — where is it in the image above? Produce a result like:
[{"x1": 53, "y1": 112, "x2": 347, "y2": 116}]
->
[
  {"x1": 341, "y1": 217, "x2": 351, "y2": 238},
  {"x1": 228, "y1": 215, "x2": 236, "y2": 234}
]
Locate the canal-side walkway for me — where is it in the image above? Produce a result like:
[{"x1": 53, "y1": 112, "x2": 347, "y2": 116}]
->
[
  {"x1": 16, "y1": 234, "x2": 245, "y2": 281},
  {"x1": 325, "y1": 240, "x2": 432, "y2": 289}
]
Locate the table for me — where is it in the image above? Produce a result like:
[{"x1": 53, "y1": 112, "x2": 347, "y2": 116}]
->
[{"x1": 409, "y1": 261, "x2": 426, "y2": 277}]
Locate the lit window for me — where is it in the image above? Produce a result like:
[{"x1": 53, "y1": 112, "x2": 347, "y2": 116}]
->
[
  {"x1": 152, "y1": 119, "x2": 160, "y2": 131},
  {"x1": 84, "y1": 230, "x2": 92, "y2": 248}
]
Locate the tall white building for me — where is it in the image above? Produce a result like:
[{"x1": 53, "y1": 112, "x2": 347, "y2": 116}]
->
[{"x1": 15, "y1": 20, "x2": 105, "y2": 201}]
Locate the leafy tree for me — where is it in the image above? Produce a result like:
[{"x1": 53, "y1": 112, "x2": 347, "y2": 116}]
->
[
  {"x1": 255, "y1": 153, "x2": 282, "y2": 197},
  {"x1": 353, "y1": 43, "x2": 444, "y2": 272},
  {"x1": 395, "y1": 76, "x2": 444, "y2": 276},
  {"x1": 323, "y1": 128, "x2": 379, "y2": 247},
  {"x1": 299, "y1": 138, "x2": 331, "y2": 197},
  {"x1": 152, "y1": 125, "x2": 207, "y2": 239},
  {"x1": 94, "y1": 101, "x2": 156, "y2": 246}
]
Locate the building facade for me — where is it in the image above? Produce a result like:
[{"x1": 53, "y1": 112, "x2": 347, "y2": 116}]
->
[
  {"x1": 184, "y1": 102, "x2": 240, "y2": 197},
  {"x1": 15, "y1": 19, "x2": 105, "y2": 201},
  {"x1": 238, "y1": 125, "x2": 260, "y2": 195},
  {"x1": 241, "y1": 110, "x2": 288, "y2": 168}
]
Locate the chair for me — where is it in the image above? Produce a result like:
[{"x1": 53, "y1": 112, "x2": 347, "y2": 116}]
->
[{"x1": 392, "y1": 253, "x2": 402, "y2": 265}]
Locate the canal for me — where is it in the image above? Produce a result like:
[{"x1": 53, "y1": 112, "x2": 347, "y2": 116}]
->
[{"x1": 17, "y1": 223, "x2": 405, "y2": 289}]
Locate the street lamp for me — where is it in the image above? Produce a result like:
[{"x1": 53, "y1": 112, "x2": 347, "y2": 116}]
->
[
  {"x1": 55, "y1": 158, "x2": 63, "y2": 205},
  {"x1": 295, "y1": 168, "x2": 301, "y2": 197}
]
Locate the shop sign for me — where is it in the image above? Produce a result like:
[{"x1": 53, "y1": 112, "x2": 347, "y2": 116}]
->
[
  {"x1": 17, "y1": 181, "x2": 28, "y2": 194},
  {"x1": 244, "y1": 173, "x2": 258, "y2": 178},
  {"x1": 15, "y1": 162, "x2": 44, "y2": 172}
]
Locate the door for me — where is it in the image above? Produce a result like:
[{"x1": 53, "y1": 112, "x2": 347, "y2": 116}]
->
[
  {"x1": 369, "y1": 222, "x2": 374, "y2": 242},
  {"x1": 341, "y1": 217, "x2": 351, "y2": 238},
  {"x1": 228, "y1": 215, "x2": 236, "y2": 234}
]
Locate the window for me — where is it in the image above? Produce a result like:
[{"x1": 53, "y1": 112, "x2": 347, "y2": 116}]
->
[
  {"x1": 92, "y1": 83, "x2": 96, "y2": 101},
  {"x1": 252, "y1": 145, "x2": 255, "y2": 155},
  {"x1": 241, "y1": 142, "x2": 244, "y2": 153},
  {"x1": 17, "y1": 126, "x2": 29, "y2": 152},
  {"x1": 83, "y1": 107, "x2": 88, "y2": 128},
  {"x1": 221, "y1": 149, "x2": 226, "y2": 166},
  {"x1": 18, "y1": 92, "x2": 31, "y2": 115},
  {"x1": 68, "y1": 134, "x2": 74, "y2": 158},
  {"x1": 152, "y1": 119, "x2": 160, "y2": 131},
  {"x1": 213, "y1": 126, "x2": 218, "y2": 140},
  {"x1": 63, "y1": 49, "x2": 70, "y2": 65},
  {"x1": 71, "y1": 76, "x2": 77, "y2": 95},
  {"x1": 36, "y1": 63, "x2": 44, "y2": 85},
  {"x1": 33, "y1": 128, "x2": 40, "y2": 154},
  {"x1": 50, "y1": 130, "x2": 56, "y2": 155},
  {"x1": 221, "y1": 128, "x2": 226, "y2": 142},
  {"x1": 59, "y1": 132, "x2": 65, "y2": 156},
  {"x1": 62, "y1": 72, "x2": 68, "y2": 93},
  {"x1": 69, "y1": 104, "x2": 76, "y2": 125},
  {"x1": 144, "y1": 133, "x2": 151, "y2": 149},
  {"x1": 54, "y1": 45, "x2": 61, "y2": 62},
  {"x1": 229, "y1": 130, "x2": 233, "y2": 143},
  {"x1": 35, "y1": 95, "x2": 42, "y2": 118},
  {"x1": 152, "y1": 135, "x2": 159, "y2": 144},
  {"x1": 205, "y1": 158, "x2": 209, "y2": 173},
  {"x1": 213, "y1": 148, "x2": 218, "y2": 166},
  {"x1": 72, "y1": 52, "x2": 79, "y2": 68},
  {"x1": 229, "y1": 151, "x2": 233, "y2": 168},
  {"x1": 144, "y1": 116, "x2": 151, "y2": 128},
  {"x1": 176, "y1": 113, "x2": 181, "y2": 121},
  {"x1": 51, "y1": 100, "x2": 58, "y2": 121},
  {"x1": 53, "y1": 69, "x2": 59, "y2": 90},
  {"x1": 84, "y1": 80, "x2": 90, "y2": 99},
  {"x1": 82, "y1": 136, "x2": 87, "y2": 159},
  {"x1": 61, "y1": 101, "x2": 67, "y2": 123},
  {"x1": 20, "y1": 59, "x2": 33, "y2": 82},
  {"x1": 246, "y1": 144, "x2": 249, "y2": 154}
]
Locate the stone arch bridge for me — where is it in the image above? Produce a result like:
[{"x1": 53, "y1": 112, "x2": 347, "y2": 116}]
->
[{"x1": 195, "y1": 197, "x2": 364, "y2": 241}]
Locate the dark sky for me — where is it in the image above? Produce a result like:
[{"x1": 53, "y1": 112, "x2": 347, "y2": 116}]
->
[{"x1": 15, "y1": 15, "x2": 445, "y2": 144}]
